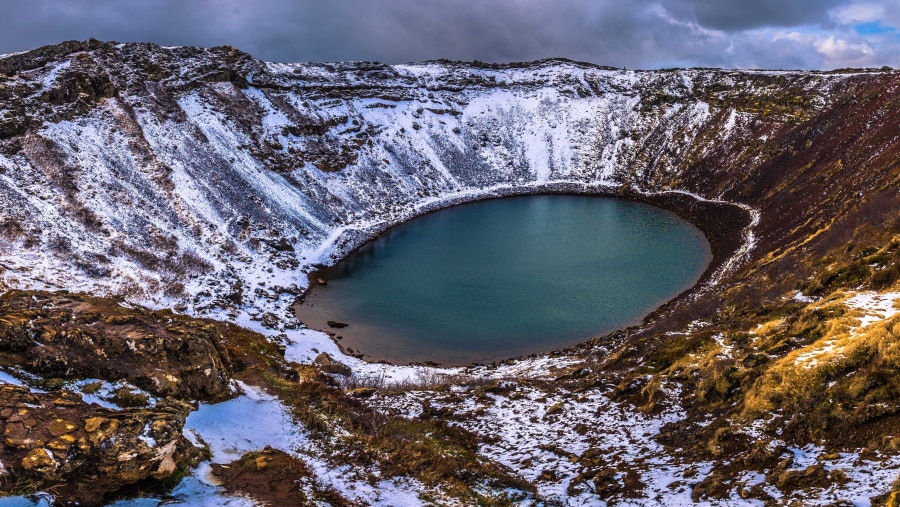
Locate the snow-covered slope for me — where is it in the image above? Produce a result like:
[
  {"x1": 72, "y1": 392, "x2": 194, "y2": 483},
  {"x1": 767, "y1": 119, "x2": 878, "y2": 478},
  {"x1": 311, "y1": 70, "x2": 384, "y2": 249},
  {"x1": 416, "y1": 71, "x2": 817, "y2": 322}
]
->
[{"x1": 0, "y1": 41, "x2": 846, "y2": 322}]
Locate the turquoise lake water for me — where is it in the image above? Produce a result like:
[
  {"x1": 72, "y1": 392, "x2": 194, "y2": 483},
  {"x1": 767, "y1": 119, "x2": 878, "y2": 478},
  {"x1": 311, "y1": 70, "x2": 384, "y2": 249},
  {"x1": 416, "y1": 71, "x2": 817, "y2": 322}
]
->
[{"x1": 296, "y1": 195, "x2": 711, "y2": 365}]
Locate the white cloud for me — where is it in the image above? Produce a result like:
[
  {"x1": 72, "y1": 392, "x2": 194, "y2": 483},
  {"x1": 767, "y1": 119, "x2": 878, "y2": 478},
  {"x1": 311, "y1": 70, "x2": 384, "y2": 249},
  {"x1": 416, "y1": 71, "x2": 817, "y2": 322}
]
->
[
  {"x1": 769, "y1": 29, "x2": 879, "y2": 67},
  {"x1": 649, "y1": 2, "x2": 726, "y2": 40},
  {"x1": 722, "y1": 27, "x2": 889, "y2": 69},
  {"x1": 815, "y1": 36, "x2": 876, "y2": 66},
  {"x1": 831, "y1": 2, "x2": 884, "y2": 24},
  {"x1": 772, "y1": 31, "x2": 806, "y2": 43}
]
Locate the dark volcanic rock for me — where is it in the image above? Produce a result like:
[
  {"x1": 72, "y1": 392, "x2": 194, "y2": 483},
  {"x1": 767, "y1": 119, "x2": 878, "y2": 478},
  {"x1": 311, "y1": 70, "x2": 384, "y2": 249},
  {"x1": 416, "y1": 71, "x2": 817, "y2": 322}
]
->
[
  {"x1": 0, "y1": 39, "x2": 111, "y2": 77},
  {"x1": 260, "y1": 311, "x2": 280, "y2": 329},
  {"x1": 0, "y1": 290, "x2": 234, "y2": 401},
  {"x1": 0, "y1": 109, "x2": 27, "y2": 139},
  {"x1": 40, "y1": 67, "x2": 116, "y2": 105},
  {"x1": 313, "y1": 352, "x2": 351, "y2": 376},
  {"x1": 211, "y1": 446, "x2": 349, "y2": 506},
  {"x1": 0, "y1": 384, "x2": 202, "y2": 506}
]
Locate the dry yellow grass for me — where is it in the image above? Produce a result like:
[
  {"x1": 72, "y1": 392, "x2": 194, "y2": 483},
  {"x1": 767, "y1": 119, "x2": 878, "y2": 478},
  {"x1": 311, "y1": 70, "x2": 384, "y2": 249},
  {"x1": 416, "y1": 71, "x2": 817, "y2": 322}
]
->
[
  {"x1": 663, "y1": 338, "x2": 726, "y2": 375},
  {"x1": 753, "y1": 318, "x2": 785, "y2": 337},
  {"x1": 742, "y1": 290, "x2": 900, "y2": 422}
]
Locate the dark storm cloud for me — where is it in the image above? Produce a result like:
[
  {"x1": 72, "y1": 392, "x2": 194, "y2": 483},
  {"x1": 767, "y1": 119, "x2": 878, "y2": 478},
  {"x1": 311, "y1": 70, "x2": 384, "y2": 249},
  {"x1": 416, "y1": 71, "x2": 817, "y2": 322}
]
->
[
  {"x1": 0, "y1": 0, "x2": 897, "y2": 69},
  {"x1": 668, "y1": 0, "x2": 845, "y2": 30}
]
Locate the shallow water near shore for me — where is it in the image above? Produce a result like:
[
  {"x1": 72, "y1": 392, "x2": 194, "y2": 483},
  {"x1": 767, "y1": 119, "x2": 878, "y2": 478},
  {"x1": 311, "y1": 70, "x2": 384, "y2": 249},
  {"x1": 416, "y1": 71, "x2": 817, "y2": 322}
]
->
[{"x1": 296, "y1": 195, "x2": 711, "y2": 365}]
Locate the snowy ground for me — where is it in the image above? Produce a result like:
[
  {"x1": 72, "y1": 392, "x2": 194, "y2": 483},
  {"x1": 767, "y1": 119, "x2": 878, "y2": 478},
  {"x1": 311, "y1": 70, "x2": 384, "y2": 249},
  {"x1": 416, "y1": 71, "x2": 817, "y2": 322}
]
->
[{"x1": 61, "y1": 256, "x2": 891, "y2": 506}]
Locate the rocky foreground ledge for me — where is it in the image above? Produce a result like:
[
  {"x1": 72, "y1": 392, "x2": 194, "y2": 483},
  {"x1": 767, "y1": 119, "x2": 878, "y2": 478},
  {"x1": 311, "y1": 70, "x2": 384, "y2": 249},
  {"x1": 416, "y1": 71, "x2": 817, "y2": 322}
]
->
[
  {"x1": 0, "y1": 290, "x2": 297, "y2": 505},
  {"x1": 0, "y1": 384, "x2": 196, "y2": 505},
  {"x1": 0, "y1": 288, "x2": 545, "y2": 505}
]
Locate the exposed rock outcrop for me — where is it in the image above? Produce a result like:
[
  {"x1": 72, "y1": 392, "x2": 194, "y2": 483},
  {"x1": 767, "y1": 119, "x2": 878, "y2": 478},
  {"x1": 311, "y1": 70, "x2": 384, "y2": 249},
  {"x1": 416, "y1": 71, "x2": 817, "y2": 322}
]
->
[
  {"x1": 0, "y1": 384, "x2": 201, "y2": 506},
  {"x1": 0, "y1": 290, "x2": 233, "y2": 401},
  {"x1": 0, "y1": 288, "x2": 296, "y2": 505},
  {"x1": 211, "y1": 446, "x2": 349, "y2": 506}
]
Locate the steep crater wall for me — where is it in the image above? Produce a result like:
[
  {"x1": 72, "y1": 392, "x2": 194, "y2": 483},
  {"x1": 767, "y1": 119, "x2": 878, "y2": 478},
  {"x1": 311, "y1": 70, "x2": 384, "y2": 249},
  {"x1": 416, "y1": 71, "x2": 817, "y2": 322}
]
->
[{"x1": 0, "y1": 41, "x2": 896, "y2": 342}]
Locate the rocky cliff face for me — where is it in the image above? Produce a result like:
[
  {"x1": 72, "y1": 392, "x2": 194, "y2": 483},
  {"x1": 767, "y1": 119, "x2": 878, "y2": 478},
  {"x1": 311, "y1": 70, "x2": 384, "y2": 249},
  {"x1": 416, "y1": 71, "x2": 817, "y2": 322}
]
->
[{"x1": 0, "y1": 384, "x2": 198, "y2": 505}]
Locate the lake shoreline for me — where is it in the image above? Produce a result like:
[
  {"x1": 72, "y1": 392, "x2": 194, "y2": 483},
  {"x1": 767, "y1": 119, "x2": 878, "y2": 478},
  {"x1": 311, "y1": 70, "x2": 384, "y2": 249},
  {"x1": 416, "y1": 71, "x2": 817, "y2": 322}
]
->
[{"x1": 294, "y1": 184, "x2": 752, "y2": 367}]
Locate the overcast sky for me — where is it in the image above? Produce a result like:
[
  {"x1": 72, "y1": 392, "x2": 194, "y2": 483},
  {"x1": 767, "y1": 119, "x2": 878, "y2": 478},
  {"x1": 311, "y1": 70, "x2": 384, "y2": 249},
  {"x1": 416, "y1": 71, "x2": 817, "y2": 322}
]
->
[{"x1": 1, "y1": 0, "x2": 899, "y2": 69}]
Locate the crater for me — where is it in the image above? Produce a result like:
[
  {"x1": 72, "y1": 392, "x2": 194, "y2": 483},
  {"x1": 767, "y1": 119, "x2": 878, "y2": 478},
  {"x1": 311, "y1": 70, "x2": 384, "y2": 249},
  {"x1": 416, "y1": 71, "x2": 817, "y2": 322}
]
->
[{"x1": 296, "y1": 194, "x2": 715, "y2": 365}]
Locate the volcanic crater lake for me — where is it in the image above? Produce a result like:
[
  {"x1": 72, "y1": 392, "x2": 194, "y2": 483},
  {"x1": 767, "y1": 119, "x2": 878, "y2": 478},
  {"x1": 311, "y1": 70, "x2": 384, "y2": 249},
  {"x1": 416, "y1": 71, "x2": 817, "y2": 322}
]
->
[{"x1": 296, "y1": 195, "x2": 712, "y2": 365}]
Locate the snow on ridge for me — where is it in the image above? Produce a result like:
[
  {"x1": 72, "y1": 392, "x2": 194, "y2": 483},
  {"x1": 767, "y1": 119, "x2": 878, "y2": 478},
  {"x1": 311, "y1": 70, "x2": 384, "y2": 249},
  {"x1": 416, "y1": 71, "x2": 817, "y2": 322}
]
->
[
  {"x1": 0, "y1": 56, "x2": 778, "y2": 373},
  {"x1": 36, "y1": 60, "x2": 71, "y2": 94}
]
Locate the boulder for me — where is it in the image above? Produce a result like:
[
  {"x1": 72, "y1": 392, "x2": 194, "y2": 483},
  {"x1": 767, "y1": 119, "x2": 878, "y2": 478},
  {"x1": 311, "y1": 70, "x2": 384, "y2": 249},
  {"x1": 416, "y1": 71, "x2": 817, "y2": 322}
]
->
[
  {"x1": 312, "y1": 352, "x2": 352, "y2": 376},
  {"x1": 261, "y1": 312, "x2": 279, "y2": 329}
]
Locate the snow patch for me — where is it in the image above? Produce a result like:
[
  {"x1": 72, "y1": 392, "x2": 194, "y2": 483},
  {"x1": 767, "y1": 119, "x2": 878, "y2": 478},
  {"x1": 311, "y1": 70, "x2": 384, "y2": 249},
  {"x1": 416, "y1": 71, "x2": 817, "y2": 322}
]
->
[
  {"x1": 795, "y1": 291, "x2": 900, "y2": 369},
  {"x1": 184, "y1": 381, "x2": 305, "y2": 463},
  {"x1": 845, "y1": 291, "x2": 900, "y2": 331}
]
